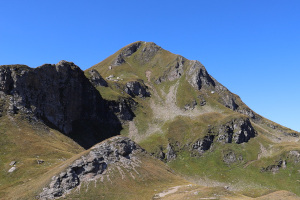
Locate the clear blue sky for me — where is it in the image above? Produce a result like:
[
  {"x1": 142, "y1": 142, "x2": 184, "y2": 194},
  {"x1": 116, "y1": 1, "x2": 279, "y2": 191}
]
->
[{"x1": 1, "y1": 0, "x2": 299, "y2": 131}]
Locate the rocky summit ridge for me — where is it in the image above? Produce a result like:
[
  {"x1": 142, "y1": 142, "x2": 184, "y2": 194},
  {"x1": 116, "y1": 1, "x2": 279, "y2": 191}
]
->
[{"x1": 0, "y1": 41, "x2": 300, "y2": 200}]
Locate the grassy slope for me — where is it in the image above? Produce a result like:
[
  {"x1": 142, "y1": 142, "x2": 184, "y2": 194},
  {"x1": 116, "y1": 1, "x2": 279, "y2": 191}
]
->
[{"x1": 0, "y1": 115, "x2": 84, "y2": 200}]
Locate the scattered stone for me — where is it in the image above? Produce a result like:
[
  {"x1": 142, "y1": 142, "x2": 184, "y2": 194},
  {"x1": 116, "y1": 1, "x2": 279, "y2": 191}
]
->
[
  {"x1": 8, "y1": 167, "x2": 16, "y2": 173},
  {"x1": 9, "y1": 161, "x2": 16, "y2": 166},
  {"x1": 184, "y1": 100, "x2": 197, "y2": 110},
  {"x1": 37, "y1": 160, "x2": 44, "y2": 164}
]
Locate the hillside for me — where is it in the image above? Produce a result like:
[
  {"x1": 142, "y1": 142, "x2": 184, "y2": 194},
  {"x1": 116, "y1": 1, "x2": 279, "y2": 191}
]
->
[
  {"x1": 0, "y1": 41, "x2": 299, "y2": 199},
  {"x1": 87, "y1": 41, "x2": 300, "y2": 197}
]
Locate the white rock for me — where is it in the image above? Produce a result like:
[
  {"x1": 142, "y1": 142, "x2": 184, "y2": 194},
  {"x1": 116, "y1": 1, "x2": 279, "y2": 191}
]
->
[{"x1": 8, "y1": 167, "x2": 16, "y2": 173}]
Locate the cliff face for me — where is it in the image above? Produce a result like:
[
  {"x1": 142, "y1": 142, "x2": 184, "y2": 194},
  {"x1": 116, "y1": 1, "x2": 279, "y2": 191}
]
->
[{"x1": 0, "y1": 61, "x2": 122, "y2": 148}]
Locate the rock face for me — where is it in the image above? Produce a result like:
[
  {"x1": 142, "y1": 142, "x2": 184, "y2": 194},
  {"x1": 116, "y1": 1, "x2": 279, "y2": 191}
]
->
[
  {"x1": 155, "y1": 56, "x2": 185, "y2": 84},
  {"x1": 0, "y1": 61, "x2": 121, "y2": 148},
  {"x1": 217, "y1": 118, "x2": 257, "y2": 144},
  {"x1": 88, "y1": 69, "x2": 108, "y2": 87},
  {"x1": 186, "y1": 60, "x2": 259, "y2": 119},
  {"x1": 191, "y1": 117, "x2": 256, "y2": 155},
  {"x1": 39, "y1": 136, "x2": 144, "y2": 200},
  {"x1": 109, "y1": 98, "x2": 136, "y2": 121},
  {"x1": 124, "y1": 81, "x2": 150, "y2": 98},
  {"x1": 187, "y1": 61, "x2": 217, "y2": 91},
  {"x1": 192, "y1": 135, "x2": 215, "y2": 154},
  {"x1": 112, "y1": 42, "x2": 142, "y2": 66}
]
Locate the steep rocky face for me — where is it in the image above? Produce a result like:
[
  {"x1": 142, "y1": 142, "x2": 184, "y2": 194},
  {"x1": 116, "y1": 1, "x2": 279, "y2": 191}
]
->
[
  {"x1": 216, "y1": 118, "x2": 257, "y2": 144},
  {"x1": 187, "y1": 61, "x2": 217, "y2": 90},
  {"x1": 39, "y1": 136, "x2": 144, "y2": 200},
  {"x1": 0, "y1": 61, "x2": 122, "y2": 148},
  {"x1": 124, "y1": 81, "x2": 150, "y2": 98}
]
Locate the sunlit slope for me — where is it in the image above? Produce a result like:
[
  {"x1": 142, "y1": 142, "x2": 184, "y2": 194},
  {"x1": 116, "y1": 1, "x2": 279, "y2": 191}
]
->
[{"x1": 87, "y1": 41, "x2": 300, "y2": 197}]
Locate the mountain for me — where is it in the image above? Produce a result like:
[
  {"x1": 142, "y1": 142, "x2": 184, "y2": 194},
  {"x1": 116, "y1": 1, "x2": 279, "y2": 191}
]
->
[{"x1": 0, "y1": 41, "x2": 299, "y2": 199}]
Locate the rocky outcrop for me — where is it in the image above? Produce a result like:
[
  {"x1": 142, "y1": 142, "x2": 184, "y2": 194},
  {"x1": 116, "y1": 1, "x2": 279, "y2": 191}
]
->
[
  {"x1": 166, "y1": 144, "x2": 176, "y2": 161},
  {"x1": 0, "y1": 61, "x2": 122, "y2": 148},
  {"x1": 261, "y1": 159, "x2": 287, "y2": 174},
  {"x1": 112, "y1": 42, "x2": 142, "y2": 66},
  {"x1": 155, "y1": 56, "x2": 185, "y2": 84},
  {"x1": 186, "y1": 60, "x2": 261, "y2": 120},
  {"x1": 223, "y1": 151, "x2": 243, "y2": 164},
  {"x1": 217, "y1": 118, "x2": 256, "y2": 144},
  {"x1": 88, "y1": 69, "x2": 108, "y2": 87},
  {"x1": 39, "y1": 136, "x2": 144, "y2": 200},
  {"x1": 184, "y1": 100, "x2": 197, "y2": 110},
  {"x1": 191, "y1": 117, "x2": 256, "y2": 156},
  {"x1": 192, "y1": 135, "x2": 214, "y2": 154},
  {"x1": 187, "y1": 61, "x2": 217, "y2": 90},
  {"x1": 124, "y1": 81, "x2": 150, "y2": 98},
  {"x1": 288, "y1": 151, "x2": 300, "y2": 163},
  {"x1": 167, "y1": 56, "x2": 185, "y2": 81},
  {"x1": 109, "y1": 98, "x2": 136, "y2": 121}
]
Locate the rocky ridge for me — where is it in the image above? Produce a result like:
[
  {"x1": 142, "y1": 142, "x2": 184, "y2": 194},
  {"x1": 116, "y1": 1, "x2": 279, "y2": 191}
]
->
[
  {"x1": 0, "y1": 61, "x2": 127, "y2": 148},
  {"x1": 39, "y1": 136, "x2": 144, "y2": 199}
]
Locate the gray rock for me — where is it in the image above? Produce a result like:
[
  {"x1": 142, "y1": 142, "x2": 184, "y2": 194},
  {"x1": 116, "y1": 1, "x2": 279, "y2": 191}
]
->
[
  {"x1": 289, "y1": 151, "x2": 300, "y2": 163},
  {"x1": 8, "y1": 167, "x2": 16, "y2": 173},
  {"x1": 166, "y1": 144, "x2": 176, "y2": 161},
  {"x1": 261, "y1": 159, "x2": 287, "y2": 174},
  {"x1": 38, "y1": 136, "x2": 144, "y2": 200},
  {"x1": 184, "y1": 100, "x2": 197, "y2": 111},
  {"x1": 198, "y1": 95, "x2": 206, "y2": 106},
  {"x1": 88, "y1": 69, "x2": 108, "y2": 87},
  {"x1": 223, "y1": 151, "x2": 237, "y2": 164},
  {"x1": 124, "y1": 81, "x2": 150, "y2": 98},
  {"x1": 167, "y1": 56, "x2": 185, "y2": 81},
  {"x1": 187, "y1": 61, "x2": 216, "y2": 90},
  {"x1": 37, "y1": 160, "x2": 44, "y2": 164},
  {"x1": 192, "y1": 135, "x2": 214, "y2": 154},
  {"x1": 217, "y1": 118, "x2": 256, "y2": 144},
  {"x1": 9, "y1": 161, "x2": 16, "y2": 166}
]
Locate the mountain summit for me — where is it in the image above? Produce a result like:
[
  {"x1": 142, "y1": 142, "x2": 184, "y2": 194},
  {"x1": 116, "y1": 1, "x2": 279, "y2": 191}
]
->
[{"x1": 0, "y1": 42, "x2": 299, "y2": 199}]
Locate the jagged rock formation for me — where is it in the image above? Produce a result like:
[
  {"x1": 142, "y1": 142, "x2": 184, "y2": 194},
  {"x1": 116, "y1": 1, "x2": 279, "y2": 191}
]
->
[
  {"x1": 192, "y1": 135, "x2": 215, "y2": 154},
  {"x1": 124, "y1": 81, "x2": 150, "y2": 98},
  {"x1": 216, "y1": 117, "x2": 257, "y2": 144},
  {"x1": 0, "y1": 61, "x2": 122, "y2": 148},
  {"x1": 191, "y1": 117, "x2": 256, "y2": 155},
  {"x1": 39, "y1": 136, "x2": 144, "y2": 200}
]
